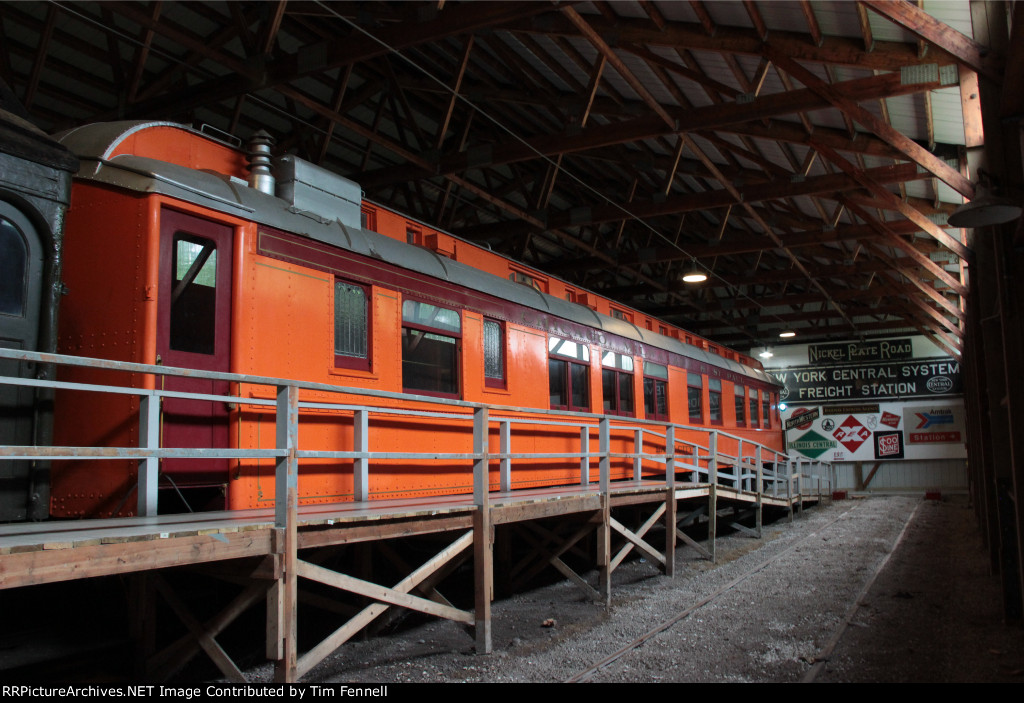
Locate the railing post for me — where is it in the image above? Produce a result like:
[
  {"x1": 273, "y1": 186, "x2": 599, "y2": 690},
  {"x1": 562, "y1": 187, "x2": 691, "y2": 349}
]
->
[
  {"x1": 755, "y1": 446, "x2": 763, "y2": 538},
  {"x1": 664, "y1": 425, "x2": 676, "y2": 578},
  {"x1": 597, "y1": 416, "x2": 611, "y2": 604},
  {"x1": 137, "y1": 392, "x2": 160, "y2": 517},
  {"x1": 353, "y1": 409, "x2": 369, "y2": 502},
  {"x1": 787, "y1": 457, "x2": 794, "y2": 523},
  {"x1": 472, "y1": 407, "x2": 492, "y2": 654},
  {"x1": 633, "y1": 428, "x2": 642, "y2": 481},
  {"x1": 738, "y1": 440, "x2": 746, "y2": 491},
  {"x1": 708, "y1": 430, "x2": 718, "y2": 563},
  {"x1": 666, "y1": 426, "x2": 676, "y2": 491},
  {"x1": 499, "y1": 420, "x2": 511, "y2": 492},
  {"x1": 709, "y1": 431, "x2": 718, "y2": 486},
  {"x1": 579, "y1": 426, "x2": 590, "y2": 487},
  {"x1": 273, "y1": 384, "x2": 299, "y2": 683},
  {"x1": 599, "y1": 417, "x2": 610, "y2": 493}
]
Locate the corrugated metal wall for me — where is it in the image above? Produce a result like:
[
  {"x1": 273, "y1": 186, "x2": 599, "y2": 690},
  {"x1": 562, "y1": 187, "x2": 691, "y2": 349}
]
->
[{"x1": 831, "y1": 458, "x2": 967, "y2": 493}]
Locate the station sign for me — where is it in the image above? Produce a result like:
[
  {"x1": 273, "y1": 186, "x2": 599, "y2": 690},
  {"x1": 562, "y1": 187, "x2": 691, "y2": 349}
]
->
[
  {"x1": 807, "y1": 338, "x2": 912, "y2": 365},
  {"x1": 774, "y1": 357, "x2": 961, "y2": 403}
]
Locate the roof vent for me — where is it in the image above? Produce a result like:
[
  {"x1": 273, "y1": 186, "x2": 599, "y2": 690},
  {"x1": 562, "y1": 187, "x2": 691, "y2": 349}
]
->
[{"x1": 247, "y1": 130, "x2": 275, "y2": 195}]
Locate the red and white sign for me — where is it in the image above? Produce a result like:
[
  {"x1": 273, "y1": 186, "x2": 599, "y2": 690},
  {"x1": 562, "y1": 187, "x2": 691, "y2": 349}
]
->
[
  {"x1": 880, "y1": 411, "x2": 901, "y2": 428},
  {"x1": 833, "y1": 415, "x2": 871, "y2": 453},
  {"x1": 876, "y1": 433, "x2": 901, "y2": 456}
]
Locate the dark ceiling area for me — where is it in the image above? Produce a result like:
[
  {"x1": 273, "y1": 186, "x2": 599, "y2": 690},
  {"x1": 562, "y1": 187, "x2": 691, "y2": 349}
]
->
[{"x1": 2, "y1": 1, "x2": 1015, "y2": 356}]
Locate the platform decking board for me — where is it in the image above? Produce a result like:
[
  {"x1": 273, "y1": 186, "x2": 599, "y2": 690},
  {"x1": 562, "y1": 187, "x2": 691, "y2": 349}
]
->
[{"x1": 0, "y1": 480, "x2": 811, "y2": 589}]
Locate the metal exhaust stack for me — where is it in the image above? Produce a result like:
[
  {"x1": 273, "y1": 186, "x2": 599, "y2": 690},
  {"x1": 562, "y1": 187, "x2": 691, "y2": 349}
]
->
[{"x1": 247, "y1": 129, "x2": 275, "y2": 195}]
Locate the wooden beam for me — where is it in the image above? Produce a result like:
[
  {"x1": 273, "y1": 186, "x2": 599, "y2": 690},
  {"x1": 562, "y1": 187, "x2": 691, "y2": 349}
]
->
[
  {"x1": 509, "y1": 11, "x2": 961, "y2": 71},
  {"x1": 765, "y1": 48, "x2": 974, "y2": 200},
  {"x1": 440, "y1": 70, "x2": 945, "y2": 176},
  {"x1": 861, "y1": 0, "x2": 1003, "y2": 81}
]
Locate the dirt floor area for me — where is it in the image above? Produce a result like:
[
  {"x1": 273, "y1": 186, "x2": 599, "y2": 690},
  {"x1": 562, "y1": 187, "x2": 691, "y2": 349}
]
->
[{"x1": 244, "y1": 494, "x2": 1024, "y2": 683}]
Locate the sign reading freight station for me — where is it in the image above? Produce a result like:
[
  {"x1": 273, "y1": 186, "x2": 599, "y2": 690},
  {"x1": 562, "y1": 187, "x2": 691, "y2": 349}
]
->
[{"x1": 774, "y1": 357, "x2": 961, "y2": 403}]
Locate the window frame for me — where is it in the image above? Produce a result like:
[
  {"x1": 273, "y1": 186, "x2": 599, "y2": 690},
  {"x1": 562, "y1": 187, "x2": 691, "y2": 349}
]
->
[
  {"x1": 687, "y1": 372, "x2": 704, "y2": 425},
  {"x1": 601, "y1": 351, "x2": 635, "y2": 418},
  {"x1": 548, "y1": 337, "x2": 590, "y2": 412},
  {"x1": 483, "y1": 318, "x2": 506, "y2": 389},
  {"x1": 708, "y1": 377, "x2": 723, "y2": 426},
  {"x1": 401, "y1": 298, "x2": 462, "y2": 399},
  {"x1": 333, "y1": 278, "x2": 371, "y2": 371},
  {"x1": 750, "y1": 389, "x2": 760, "y2": 428},
  {"x1": 734, "y1": 384, "x2": 747, "y2": 427},
  {"x1": 642, "y1": 361, "x2": 669, "y2": 422}
]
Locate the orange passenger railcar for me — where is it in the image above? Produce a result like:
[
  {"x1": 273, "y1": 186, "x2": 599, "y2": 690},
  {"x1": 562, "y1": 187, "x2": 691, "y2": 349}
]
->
[{"x1": 50, "y1": 122, "x2": 783, "y2": 518}]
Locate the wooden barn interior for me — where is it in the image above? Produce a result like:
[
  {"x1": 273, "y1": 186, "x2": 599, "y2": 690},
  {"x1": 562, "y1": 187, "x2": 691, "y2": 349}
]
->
[{"x1": 1, "y1": 0, "x2": 1023, "y2": 683}]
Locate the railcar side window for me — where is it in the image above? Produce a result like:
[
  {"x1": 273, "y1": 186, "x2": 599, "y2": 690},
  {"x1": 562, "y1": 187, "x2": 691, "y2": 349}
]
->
[
  {"x1": 334, "y1": 280, "x2": 369, "y2": 370},
  {"x1": 708, "y1": 378, "x2": 723, "y2": 425},
  {"x1": 750, "y1": 390, "x2": 760, "y2": 428},
  {"x1": 601, "y1": 351, "x2": 634, "y2": 417},
  {"x1": 401, "y1": 299, "x2": 461, "y2": 397},
  {"x1": 170, "y1": 234, "x2": 217, "y2": 354},
  {"x1": 483, "y1": 319, "x2": 505, "y2": 388},
  {"x1": 548, "y1": 337, "x2": 589, "y2": 412},
  {"x1": 361, "y1": 206, "x2": 377, "y2": 232},
  {"x1": 643, "y1": 362, "x2": 669, "y2": 422},
  {"x1": 735, "y1": 385, "x2": 747, "y2": 427},
  {"x1": 0, "y1": 217, "x2": 26, "y2": 316},
  {"x1": 764, "y1": 393, "x2": 773, "y2": 429},
  {"x1": 687, "y1": 372, "x2": 704, "y2": 424}
]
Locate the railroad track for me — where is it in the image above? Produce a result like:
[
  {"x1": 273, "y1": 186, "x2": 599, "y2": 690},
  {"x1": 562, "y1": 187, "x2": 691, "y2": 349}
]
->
[{"x1": 566, "y1": 500, "x2": 919, "y2": 683}]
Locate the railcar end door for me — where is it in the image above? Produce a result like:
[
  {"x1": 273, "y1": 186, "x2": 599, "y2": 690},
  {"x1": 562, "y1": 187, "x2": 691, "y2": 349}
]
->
[
  {"x1": 156, "y1": 209, "x2": 233, "y2": 509},
  {"x1": 0, "y1": 202, "x2": 44, "y2": 522}
]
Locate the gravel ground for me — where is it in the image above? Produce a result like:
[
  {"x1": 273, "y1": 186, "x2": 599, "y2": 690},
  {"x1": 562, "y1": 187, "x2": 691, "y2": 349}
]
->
[{"x1": 246, "y1": 494, "x2": 1024, "y2": 683}]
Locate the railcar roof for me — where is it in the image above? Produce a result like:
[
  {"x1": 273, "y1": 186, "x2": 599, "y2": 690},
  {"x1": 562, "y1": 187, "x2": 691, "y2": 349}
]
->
[{"x1": 59, "y1": 120, "x2": 780, "y2": 388}]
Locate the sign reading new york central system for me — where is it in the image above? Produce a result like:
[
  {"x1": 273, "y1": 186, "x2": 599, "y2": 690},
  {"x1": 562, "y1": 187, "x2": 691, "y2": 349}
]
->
[{"x1": 773, "y1": 357, "x2": 961, "y2": 403}]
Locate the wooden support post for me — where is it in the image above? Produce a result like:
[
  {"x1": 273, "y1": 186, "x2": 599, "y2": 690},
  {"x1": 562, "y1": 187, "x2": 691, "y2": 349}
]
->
[
  {"x1": 499, "y1": 420, "x2": 511, "y2": 492},
  {"x1": 597, "y1": 417, "x2": 611, "y2": 605},
  {"x1": 353, "y1": 408, "x2": 369, "y2": 502},
  {"x1": 580, "y1": 426, "x2": 590, "y2": 486},
  {"x1": 633, "y1": 428, "x2": 643, "y2": 480},
  {"x1": 665, "y1": 426, "x2": 676, "y2": 578},
  {"x1": 273, "y1": 384, "x2": 299, "y2": 683},
  {"x1": 472, "y1": 407, "x2": 492, "y2": 654},
  {"x1": 129, "y1": 573, "x2": 156, "y2": 677},
  {"x1": 709, "y1": 431, "x2": 718, "y2": 563},
  {"x1": 137, "y1": 392, "x2": 160, "y2": 517},
  {"x1": 756, "y1": 446, "x2": 763, "y2": 539}
]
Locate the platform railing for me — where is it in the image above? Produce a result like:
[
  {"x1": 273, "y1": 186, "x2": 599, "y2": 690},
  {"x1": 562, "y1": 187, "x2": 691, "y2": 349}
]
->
[{"x1": 0, "y1": 348, "x2": 822, "y2": 527}]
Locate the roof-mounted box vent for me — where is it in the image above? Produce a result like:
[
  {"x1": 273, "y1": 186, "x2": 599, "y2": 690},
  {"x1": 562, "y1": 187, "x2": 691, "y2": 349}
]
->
[{"x1": 275, "y1": 154, "x2": 362, "y2": 229}]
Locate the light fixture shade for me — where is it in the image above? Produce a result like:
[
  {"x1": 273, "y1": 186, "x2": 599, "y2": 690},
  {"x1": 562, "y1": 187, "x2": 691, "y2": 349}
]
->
[
  {"x1": 948, "y1": 190, "x2": 1022, "y2": 228},
  {"x1": 682, "y1": 260, "x2": 707, "y2": 283}
]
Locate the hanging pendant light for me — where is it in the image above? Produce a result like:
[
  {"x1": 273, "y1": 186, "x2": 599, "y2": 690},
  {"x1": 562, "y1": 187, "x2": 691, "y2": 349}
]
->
[
  {"x1": 948, "y1": 170, "x2": 1022, "y2": 228},
  {"x1": 681, "y1": 259, "x2": 707, "y2": 283}
]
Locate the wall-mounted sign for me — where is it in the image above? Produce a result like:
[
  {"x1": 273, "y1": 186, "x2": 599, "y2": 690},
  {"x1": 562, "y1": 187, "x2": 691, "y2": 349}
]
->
[
  {"x1": 789, "y1": 430, "x2": 837, "y2": 459},
  {"x1": 785, "y1": 407, "x2": 819, "y2": 430},
  {"x1": 903, "y1": 405, "x2": 964, "y2": 444},
  {"x1": 823, "y1": 403, "x2": 880, "y2": 416},
  {"x1": 774, "y1": 357, "x2": 961, "y2": 403},
  {"x1": 808, "y1": 338, "x2": 912, "y2": 365},
  {"x1": 875, "y1": 431, "x2": 905, "y2": 459}
]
